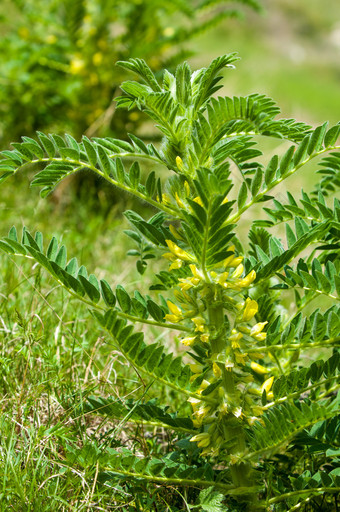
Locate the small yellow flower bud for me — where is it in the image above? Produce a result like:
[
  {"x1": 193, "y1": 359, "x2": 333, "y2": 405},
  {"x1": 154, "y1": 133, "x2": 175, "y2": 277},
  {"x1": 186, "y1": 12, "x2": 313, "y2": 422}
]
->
[
  {"x1": 178, "y1": 279, "x2": 193, "y2": 291},
  {"x1": 161, "y1": 193, "x2": 172, "y2": 205},
  {"x1": 196, "y1": 405, "x2": 211, "y2": 419},
  {"x1": 252, "y1": 405, "x2": 264, "y2": 416},
  {"x1": 248, "y1": 416, "x2": 260, "y2": 426},
  {"x1": 198, "y1": 380, "x2": 210, "y2": 392}
]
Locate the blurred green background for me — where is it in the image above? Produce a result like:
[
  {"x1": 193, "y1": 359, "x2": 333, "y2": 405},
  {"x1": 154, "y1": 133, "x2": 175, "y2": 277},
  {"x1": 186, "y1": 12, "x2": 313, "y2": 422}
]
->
[
  {"x1": 191, "y1": 0, "x2": 340, "y2": 125},
  {"x1": 1, "y1": 0, "x2": 339, "y2": 267}
]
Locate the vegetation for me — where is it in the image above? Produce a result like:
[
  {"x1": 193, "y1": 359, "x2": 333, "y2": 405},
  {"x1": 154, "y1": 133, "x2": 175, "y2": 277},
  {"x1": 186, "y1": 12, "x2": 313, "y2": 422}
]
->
[
  {"x1": 0, "y1": 0, "x2": 260, "y2": 144},
  {"x1": 0, "y1": 54, "x2": 339, "y2": 510}
]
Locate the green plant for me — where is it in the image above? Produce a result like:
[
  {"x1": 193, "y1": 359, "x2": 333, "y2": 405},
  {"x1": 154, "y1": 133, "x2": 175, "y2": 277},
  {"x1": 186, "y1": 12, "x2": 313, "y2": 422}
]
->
[
  {"x1": 0, "y1": 0, "x2": 261, "y2": 144},
  {"x1": 1, "y1": 55, "x2": 340, "y2": 510}
]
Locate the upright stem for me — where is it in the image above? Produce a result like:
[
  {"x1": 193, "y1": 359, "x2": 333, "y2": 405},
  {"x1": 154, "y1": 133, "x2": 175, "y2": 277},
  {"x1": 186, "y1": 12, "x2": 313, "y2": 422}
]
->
[{"x1": 208, "y1": 300, "x2": 254, "y2": 496}]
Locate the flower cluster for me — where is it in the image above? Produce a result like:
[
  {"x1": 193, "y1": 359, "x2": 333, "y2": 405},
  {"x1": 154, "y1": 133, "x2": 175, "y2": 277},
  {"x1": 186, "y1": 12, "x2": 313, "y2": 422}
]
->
[{"x1": 162, "y1": 241, "x2": 274, "y2": 459}]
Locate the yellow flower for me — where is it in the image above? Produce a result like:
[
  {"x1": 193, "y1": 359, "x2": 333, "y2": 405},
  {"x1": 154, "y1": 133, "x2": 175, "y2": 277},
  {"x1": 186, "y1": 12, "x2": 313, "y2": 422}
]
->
[
  {"x1": 192, "y1": 316, "x2": 205, "y2": 332},
  {"x1": 225, "y1": 359, "x2": 234, "y2": 370},
  {"x1": 229, "y1": 329, "x2": 243, "y2": 342},
  {"x1": 195, "y1": 405, "x2": 212, "y2": 419},
  {"x1": 167, "y1": 301, "x2": 182, "y2": 317},
  {"x1": 175, "y1": 193, "x2": 185, "y2": 208},
  {"x1": 169, "y1": 259, "x2": 183, "y2": 270},
  {"x1": 233, "y1": 406, "x2": 243, "y2": 418},
  {"x1": 165, "y1": 240, "x2": 194, "y2": 262},
  {"x1": 238, "y1": 270, "x2": 256, "y2": 288},
  {"x1": 190, "y1": 432, "x2": 211, "y2": 448},
  {"x1": 164, "y1": 314, "x2": 181, "y2": 323},
  {"x1": 213, "y1": 362, "x2": 222, "y2": 378},
  {"x1": 188, "y1": 397, "x2": 201, "y2": 411},
  {"x1": 250, "y1": 361, "x2": 267, "y2": 375},
  {"x1": 189, "y1": 264, "x2": 204, "y2": 281},
  {"x1": 176, "y1": 156, "x2": 185, "y2": 172},
  {"x1": 217, "y1": 271, "x2": 229, "y2": 287},
  {"x1": 92, "y1": 52, "x2": 103, "y2": 66},
  {"x1": 252, "y1": 405, "x2": 264, "y2": 416},
  {"x1": 231, "y1": 264, "x2": 244, "y2": 279},
  {"x1": 70, "y1": 57, "x2": 85, "y2": 74},
  {"x1": 200, "y1": 333, "x2": 210, "y2": 343},
  {"x1": 248, "y1": 416, "x2": 260, "y2": 426},
  {"x1": 193, "y1": 196, "x2": 204, "y2": 207},
  {"x1": 242, "y1": 298, "x2": 258, "y2": 322},
  {"x1": 254, "y1": 332, "x2": 267, "y2": 342},
  {"x1": 157, "y1": 193, "x2": 172, "y2": 205},
  {"x1": 181, "y1": 336, "x2": 196, "y2": 347},
  {"x1": 178, "y1": 278, "x2": 194, "y2": 291},
  {"x1": 250, "y1": 321, "x2": 268, "y2": 336},
  {"x1": 229, "y1": 256, "x2": 243, "y2": 268},
  {"x1": 235, "y1": 351, "x2": 248, "y2": 365},
  {"x1": 261, "y1": 376, "x2": 274, "y2": 394},
  {"x1": 169, "y1": 224, "x2": 184, "y2": 240}
]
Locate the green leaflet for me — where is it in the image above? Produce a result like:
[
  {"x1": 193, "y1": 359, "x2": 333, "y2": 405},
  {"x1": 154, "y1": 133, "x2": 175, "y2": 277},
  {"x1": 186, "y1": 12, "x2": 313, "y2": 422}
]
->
[
  {"x1": 84, "y1": 396, "x2": 195, "y2": 432},
  {"x1": 272, "y1": 353, "x2": 340, "y2": 400},
  {"x1": 93, "y1": 309, "x2": 193, "y2": 396},
  {"x1": 246, "y1": 399, "x2": 338, "y2": 459}
]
